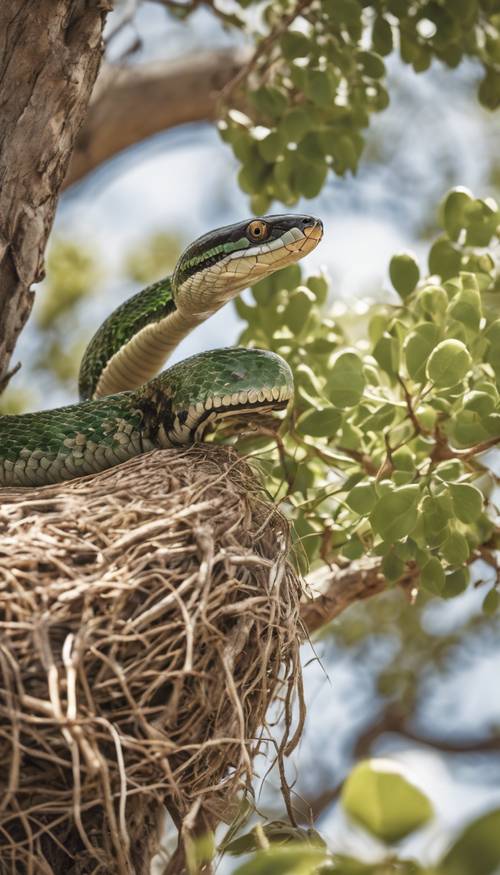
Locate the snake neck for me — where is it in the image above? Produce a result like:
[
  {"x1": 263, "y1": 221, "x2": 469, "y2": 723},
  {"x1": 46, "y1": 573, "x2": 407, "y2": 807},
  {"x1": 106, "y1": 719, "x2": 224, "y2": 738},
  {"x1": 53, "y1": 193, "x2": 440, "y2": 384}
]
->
[{"x1": 93, "y1": 306, "x2": 203, "y2": 399}]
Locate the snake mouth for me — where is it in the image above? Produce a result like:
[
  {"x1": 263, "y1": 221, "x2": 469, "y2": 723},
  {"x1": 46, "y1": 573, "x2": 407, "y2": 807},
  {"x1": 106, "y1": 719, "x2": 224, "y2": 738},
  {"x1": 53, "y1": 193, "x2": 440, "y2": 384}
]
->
[
  {"x1": 190, "y1": 396, "x2": 290, "y2": 442},
  {"x1": 303, "y1": 220, "x2": 323, "y2": 241},
  {"x1": 216, "y1": 397, "x2": 290, "y2": 418},
  {"x1": 281, "y1": 219, "x2": 323, "y2": 258}
]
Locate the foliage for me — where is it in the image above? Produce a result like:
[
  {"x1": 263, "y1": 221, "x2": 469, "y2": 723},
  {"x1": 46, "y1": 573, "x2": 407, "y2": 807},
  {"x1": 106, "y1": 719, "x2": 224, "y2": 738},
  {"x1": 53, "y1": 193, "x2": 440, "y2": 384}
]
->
[
  {"x1": 217, "y1": 0, "x2": 500, "y2": 212},
  {"x1": 221, "y1": 791, "x2": 500, "y2": 874},
  {"x1": 215, "y1": 187, "x2": 499, "y2": 607}
]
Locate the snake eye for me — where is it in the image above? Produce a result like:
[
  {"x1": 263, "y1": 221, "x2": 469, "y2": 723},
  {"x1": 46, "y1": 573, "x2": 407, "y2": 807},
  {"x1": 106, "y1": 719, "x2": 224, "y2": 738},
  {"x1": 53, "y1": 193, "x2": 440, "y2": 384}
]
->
[{"x1": 247, "y1": 220, "x2": 269, "y2": 242}]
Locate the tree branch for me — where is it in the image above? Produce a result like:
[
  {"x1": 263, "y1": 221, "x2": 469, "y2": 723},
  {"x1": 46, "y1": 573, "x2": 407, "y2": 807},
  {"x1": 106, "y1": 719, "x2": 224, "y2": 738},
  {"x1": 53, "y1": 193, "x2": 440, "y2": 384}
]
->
[
  {"x1": 300, "y1": 558, "x2": 418, "y2": 634},
  {"x1": 0, "y1": 0, "x2": 109, "y2": 392},
  {"x1": 64, "y1": 48, "x2": 248, "y2": 189}
]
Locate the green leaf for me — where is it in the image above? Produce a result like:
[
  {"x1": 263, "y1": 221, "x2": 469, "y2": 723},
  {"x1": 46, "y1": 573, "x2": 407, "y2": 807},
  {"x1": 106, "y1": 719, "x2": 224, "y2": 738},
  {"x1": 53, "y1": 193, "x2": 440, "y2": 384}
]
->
[
  {"x1": 283, "y1": 287, "x2": 315, "y2": 333},
  {"x1": 238, "y1": 159, "x2": 270, "y2": 194},
  {"x1": 306, "y1": 274, "x2": 329, "y2": 306},
  {"x1": 416, "y1": 284, "x2": 448, "y2": 317},
  {"x1": 422, "y1": 495, "x2": 450, "y2": 547},
  {"x1": 426, "y1": 340, "x2": 472, "y2": 388},
  {"x1": 293, "y1": 154, "x2": 328, "y2": 199},
  {"x1": 304, "y1": 68, "x2": 337, "y2": 107},
  {"x1": 323, "y1": 0, "x2": 362, "y2": 25},
  {"x1": 327, "y1": 352, "x2": 366, "y2": 408},
  {"x1": 442, "y1": 187, "x2": 474, "y2": 240},
  {"x1": 372, "y1": 15, "x2": 393, "y2": 56},
  {"x1": 346, "y1": 481, "x2": 377, "y2": 515},
  {"x1": 442, "y1": 567, "x2": 470, "y2": 598},
  {"x1": 404, "y1": 324, "x2": 440, "y2": 383},
  {"x1": 357, "y1": 50, "x2": 386, "y2": 78},
  {"x1": 258, "y1": 130, "x2": 284, "y2": 162},
  {"x1": 382, "y1": 550, "x2": 406, "y2": 582},
  {"x1": 233, "y1": 845, "x2": 328, "y2": 875},
  {"x1": 280, "y1": 108, "x2": 311, "y2": 143},
  {"x1": 342, "y1": 534, "x2": 365, "y2": 559},
  {"x1": 464, "y1": 197, "x2": 499, "y2": 246},
  {"x1": 483, "y1": 588, "x2": 499, "y2": 615},
  {"x1": 392, "y1": 446, "x2": 416, "y2": 472},
  {"x1": 389, "y1": 253, "x2": 420, "y2": 300},
  {"x1": 249, "y1": 86, "x2": 288, "y2": 119},
  {"x1": 450, "y1": 483, "x2": 483, "y2": 523},
  {"x1": 370, "y1": 486, "x2": 420, "y2": 543},
  {"x1": 452, "y1": 410, "x2": 491, "y2": 447},
  {"x1": 296, "y1": 407, "x2": 341, "y2": 438},
  {"x1": 428, "y1": 236, "x2": 462, "y2": 280},
  {"x1": 447, "y1": 272, "x2": 482, "y2": 331},
  {"x1": 373, "y1": 333, "x2": 400, "y2": 377},
  {"x1": 420, "y1": 557, "x2": 446, "y2": 595},
  {"x1": 225, "y1": 822, "x2": 326, "y2": 856},
  {"x1": 463, "y1": 391, "x2": 495, "y2": 416},
  {"x1": 341, "y1": 759, "x2": 434, "y2": 844},
  {"x1": 479, "y1": 68, "x2": 500, "y2": 110},
  {"x1": 442, "y1": 530, "x2": 470, "y2": 564},
  {"x1": 361, "y1": 402, "x2": 396, "y2": 433},
  {"x1": 280, "y1": 31, "x2": 310, "y2": 60},
  {"x1": 439, "y1": 808, "x2": 500, "y2": 875}
]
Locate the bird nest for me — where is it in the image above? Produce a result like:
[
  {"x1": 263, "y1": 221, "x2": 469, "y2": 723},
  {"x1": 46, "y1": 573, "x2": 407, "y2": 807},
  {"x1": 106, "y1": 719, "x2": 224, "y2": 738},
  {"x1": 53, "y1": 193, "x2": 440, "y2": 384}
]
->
[{"x1": 0, "y1": 446, "x2": 304, "y2": 875}]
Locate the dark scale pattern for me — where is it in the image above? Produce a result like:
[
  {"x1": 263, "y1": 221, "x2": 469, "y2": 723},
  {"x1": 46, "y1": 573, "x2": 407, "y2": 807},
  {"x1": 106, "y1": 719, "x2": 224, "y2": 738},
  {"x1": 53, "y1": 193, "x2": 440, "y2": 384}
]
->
[{"x1": 78, "y1": 278, "x2": 175, "y2": 400}]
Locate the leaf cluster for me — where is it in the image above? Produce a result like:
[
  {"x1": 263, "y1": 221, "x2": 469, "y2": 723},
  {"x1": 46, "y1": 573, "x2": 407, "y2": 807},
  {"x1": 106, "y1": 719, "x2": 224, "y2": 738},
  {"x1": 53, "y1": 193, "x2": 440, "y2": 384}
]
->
[
  {"x1": 222, "y1": 187, "x2": 499, "y2": 603},
  {"x1": 221, "y1": 763, "x2": 500, "y2": 875},
  {"x1": 219, "y1": 0, "x2": 500, "y2": 212}
]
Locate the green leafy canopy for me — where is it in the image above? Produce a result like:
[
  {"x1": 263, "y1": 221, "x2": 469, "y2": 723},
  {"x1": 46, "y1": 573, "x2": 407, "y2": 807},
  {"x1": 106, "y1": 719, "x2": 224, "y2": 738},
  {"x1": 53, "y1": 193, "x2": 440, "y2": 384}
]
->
[
  {"x1": 223, "y1": 186, "x2": 499, "y2": 599},
  {"x1": 218, "y1": 1, "x2": 500, "y2": 212}
]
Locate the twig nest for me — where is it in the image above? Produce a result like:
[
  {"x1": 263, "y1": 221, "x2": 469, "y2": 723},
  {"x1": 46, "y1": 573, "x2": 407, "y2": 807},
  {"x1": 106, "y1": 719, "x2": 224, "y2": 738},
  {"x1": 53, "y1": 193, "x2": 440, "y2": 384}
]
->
[{"x1": 0, "y1": 446, "x2": 303, "y2": 874}]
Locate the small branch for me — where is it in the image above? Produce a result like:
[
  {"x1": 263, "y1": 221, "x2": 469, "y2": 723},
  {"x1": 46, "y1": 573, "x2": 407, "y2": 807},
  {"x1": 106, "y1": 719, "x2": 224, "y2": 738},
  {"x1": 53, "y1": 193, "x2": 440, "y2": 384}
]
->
[
  {"x1": 300, "y1": 559, "x2": 419, "y2": 634},
  {"x1": 430, "y1": 429, "x2": 500, "y2": 464},
  {"x1": 354, "y1": 705, "x2": 500, "y2": 760},
  {"x1": 397, "y1": 375, "x2": 427, "y2": 436},
  {"x1": 336, "y1": 446, "x2": 378, "y2": 476},
  {"x1": 218, "y1": 0, "x2": 314, "y2": 105},
  {"x1": 0, "y1": 361, "x2": 21, "y2": 396}
]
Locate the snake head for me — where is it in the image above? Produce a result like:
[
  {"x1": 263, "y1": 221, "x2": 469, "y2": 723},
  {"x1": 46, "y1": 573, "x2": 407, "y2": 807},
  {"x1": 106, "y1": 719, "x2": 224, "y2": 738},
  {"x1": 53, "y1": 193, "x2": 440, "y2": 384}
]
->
[
  {"x1": 172, "y1": 214, "x2": 323, "y2": 318},
  {"x1": 153, "y1": 347, "x2": 294, "y2": 446}
]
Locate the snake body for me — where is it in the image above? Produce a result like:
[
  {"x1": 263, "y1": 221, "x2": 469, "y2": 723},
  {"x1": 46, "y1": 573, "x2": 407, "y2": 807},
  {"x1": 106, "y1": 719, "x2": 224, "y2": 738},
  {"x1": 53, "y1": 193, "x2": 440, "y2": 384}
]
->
[{"x1": 0, "y1": 214, "x2": 322, "y2": 487}]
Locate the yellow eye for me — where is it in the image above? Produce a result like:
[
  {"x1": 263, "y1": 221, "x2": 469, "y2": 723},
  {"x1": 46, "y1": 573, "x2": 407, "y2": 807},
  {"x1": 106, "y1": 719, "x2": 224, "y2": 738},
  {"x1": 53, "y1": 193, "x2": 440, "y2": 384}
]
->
[{"x1": 247, "y1": 220, "x2": 269, "y2": 242}]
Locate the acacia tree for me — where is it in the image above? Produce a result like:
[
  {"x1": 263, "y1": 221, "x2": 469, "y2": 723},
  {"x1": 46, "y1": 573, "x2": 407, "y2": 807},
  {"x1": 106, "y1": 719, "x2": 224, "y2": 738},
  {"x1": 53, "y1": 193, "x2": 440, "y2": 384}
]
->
[{"x1": 1, "y1": 1, "x2": 500, "y2": 873}]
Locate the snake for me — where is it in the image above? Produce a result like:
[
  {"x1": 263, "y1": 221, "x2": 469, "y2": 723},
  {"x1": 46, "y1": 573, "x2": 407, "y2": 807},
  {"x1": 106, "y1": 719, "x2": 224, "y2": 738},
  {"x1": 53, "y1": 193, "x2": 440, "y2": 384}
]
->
[{"x1": 0, "y1": 214, "x2": 323, "y2": 487}]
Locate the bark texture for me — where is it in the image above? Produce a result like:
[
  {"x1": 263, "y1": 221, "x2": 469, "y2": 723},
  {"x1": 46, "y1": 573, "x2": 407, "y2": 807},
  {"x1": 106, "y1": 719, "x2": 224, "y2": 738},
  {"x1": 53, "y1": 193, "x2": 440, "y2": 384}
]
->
[
  {"x1": 64, "y1": 48, "x2": 246, "y2": 188},
  {"x1": 0, "y1": 0, "x2": 109, "y2": 393}
]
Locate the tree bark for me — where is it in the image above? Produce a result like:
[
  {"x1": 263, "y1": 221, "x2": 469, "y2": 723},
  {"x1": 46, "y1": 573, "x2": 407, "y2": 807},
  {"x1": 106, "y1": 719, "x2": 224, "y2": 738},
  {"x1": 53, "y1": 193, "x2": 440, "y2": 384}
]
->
[
  {"x1": 0, "y1": 0, "x2": 109, "y2": 393},
  {"x1": 64, "y1": 48, "x2": 247, "y2": 189}
]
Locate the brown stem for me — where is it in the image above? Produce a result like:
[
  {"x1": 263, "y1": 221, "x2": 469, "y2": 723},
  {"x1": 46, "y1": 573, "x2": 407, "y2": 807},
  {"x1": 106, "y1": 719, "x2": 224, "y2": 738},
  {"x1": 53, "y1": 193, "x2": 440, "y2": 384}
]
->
[{"x1": 218, "y1": 0, "x2": 314, "y2": 105}]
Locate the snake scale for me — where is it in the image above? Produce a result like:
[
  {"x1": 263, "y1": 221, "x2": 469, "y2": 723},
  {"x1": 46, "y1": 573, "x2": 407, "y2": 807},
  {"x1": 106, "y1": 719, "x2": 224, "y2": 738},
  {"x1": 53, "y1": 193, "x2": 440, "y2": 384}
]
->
[{"x1": 0, "y1": 214, "x2": 323, "y2": 487}]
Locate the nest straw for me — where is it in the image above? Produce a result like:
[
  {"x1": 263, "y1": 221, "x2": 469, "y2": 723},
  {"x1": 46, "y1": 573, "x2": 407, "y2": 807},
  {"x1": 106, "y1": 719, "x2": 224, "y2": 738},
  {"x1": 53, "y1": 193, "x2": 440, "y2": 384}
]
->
[{"x1": 0, "y1": 446, "x2": 304, "y2": 874}]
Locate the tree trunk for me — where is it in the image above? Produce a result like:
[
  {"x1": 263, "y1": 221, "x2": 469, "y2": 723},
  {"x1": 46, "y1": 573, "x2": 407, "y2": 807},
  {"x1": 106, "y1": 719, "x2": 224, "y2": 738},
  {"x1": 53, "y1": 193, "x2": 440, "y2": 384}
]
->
[{"x1": 0, "y1": 0, "x2": 109, "y2": 393}]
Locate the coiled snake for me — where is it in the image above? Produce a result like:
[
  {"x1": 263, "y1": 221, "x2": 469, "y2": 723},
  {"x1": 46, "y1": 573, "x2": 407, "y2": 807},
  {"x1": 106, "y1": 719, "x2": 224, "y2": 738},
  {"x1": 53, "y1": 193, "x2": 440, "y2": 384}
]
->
[{"x1": 0, "y1": 214, "x2": 323, "y2": 487}]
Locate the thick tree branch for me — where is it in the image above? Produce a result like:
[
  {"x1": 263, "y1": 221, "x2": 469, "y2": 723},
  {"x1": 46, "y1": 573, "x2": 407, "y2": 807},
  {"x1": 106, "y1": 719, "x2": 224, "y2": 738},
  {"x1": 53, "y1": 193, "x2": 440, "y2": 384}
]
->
[
  {"x1": 64, "y1": 48, "x2": 247, "y2": 189},
  {"x1": 0, "y1": 0, "x2": 109, "y2": 392},
  {"x1": 301, "y1": 558, "x2": 418, "y2": 634}
]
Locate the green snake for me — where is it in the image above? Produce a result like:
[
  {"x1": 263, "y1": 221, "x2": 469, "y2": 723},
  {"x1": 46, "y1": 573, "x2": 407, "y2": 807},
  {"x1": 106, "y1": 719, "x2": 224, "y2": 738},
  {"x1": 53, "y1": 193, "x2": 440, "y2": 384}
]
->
[{"x1": 0, "y1": 215, "x2": 323, "y2": 487}]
